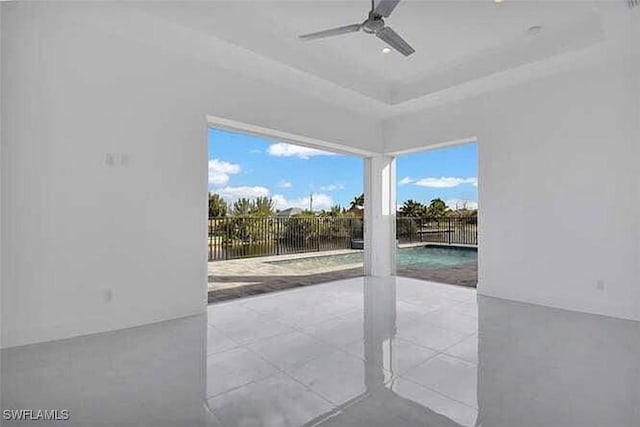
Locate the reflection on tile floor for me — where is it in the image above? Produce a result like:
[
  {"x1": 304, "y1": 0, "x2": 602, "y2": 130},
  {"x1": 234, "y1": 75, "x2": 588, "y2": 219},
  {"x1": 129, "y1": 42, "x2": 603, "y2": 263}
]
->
[
  {"x1": 206, "y1": 277, "x2": 480, "y2": 426},
  {"x1": 205, "y1": 277, "x2": 640, "y2": 427},
  {"x1": 2, "y1": 276, "x2": 639, "y2": 426}
]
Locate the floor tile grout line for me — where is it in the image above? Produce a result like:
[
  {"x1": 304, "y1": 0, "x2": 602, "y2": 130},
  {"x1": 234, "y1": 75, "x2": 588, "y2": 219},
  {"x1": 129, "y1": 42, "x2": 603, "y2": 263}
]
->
[
  {"x1": 340, "y1": 341, "x2": 440, "y2": 379},
  {"x1": 235, "y1": 314, "x2": 377, "y2": 406},
  {"x1": 271, "y1": 367, "x2": 346, "y2": 408},
  {"x1": 397, "y1": 297, "x2": 469, "y2": 309},
  {"x1": 207, "y1": 300, "x2": 477, "y2": 358},
  {"x1": 397, "y1": 319, "x2": 476, "y2": 341},
  {"x1": 205, "y1": 281, "x2": 479, "y2": 412},
  {"x1": 439, "y1": 351, "x2": 478, "y2": 366},
  {"x1": 241, "y1": 327, "x2": 353, "y2": 372},
  {"x1": 232, "y1": 337, "x2": 344, "y2": 409},
  {"x1": 393, "y1": 336, "x2": 478, "y2": 375},
  {"x1": 205, "y1": 369, "x2": 279, "y2": 401},
  {"x1": 206, "y1": 323, "x2": 241, "y2": 343},
  {"x1": 210, "y1": 327, "x2": 299, "y2": 351},
  {"x1": 203, "y1": 401, "x2": 223, "y2": 423},
  {"x1": 395, "y1": 373, "x2": 479, "y2": 411},
  {"x1": 217, "y1": 303, "x2": 361, "y2": 333},
  {"x1": 208, "y1": 314, "x2": 353, "y2": 359}
]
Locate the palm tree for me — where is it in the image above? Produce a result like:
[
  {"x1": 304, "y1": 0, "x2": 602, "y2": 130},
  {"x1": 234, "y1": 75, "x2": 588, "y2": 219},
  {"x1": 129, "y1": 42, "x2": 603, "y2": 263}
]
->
[
  {"x1": 251, "y1": 196, "x2": 274, "y2": 217},
  {"x1": 232, "y1": 198, "x2": 252, "y2": 216},
  {"x1": 349, "y1": 193, "x2": 364, "y2": 211},
  {"x1": 426, "y1": 198, "x2": 447, "y2": 218},
  {"x1": 399, "y1": 199, "x2": 425, "y2": 218}
]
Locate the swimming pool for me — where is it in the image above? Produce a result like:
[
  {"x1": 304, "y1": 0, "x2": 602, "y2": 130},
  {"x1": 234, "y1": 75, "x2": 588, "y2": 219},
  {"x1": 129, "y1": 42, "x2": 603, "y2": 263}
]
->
[{"x1": 268, "y1": 245, "x2": 477, "y2": 270}]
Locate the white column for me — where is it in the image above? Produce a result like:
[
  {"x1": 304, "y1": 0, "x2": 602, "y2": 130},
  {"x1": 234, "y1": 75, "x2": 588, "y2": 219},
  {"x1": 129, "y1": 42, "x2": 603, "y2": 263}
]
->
[{"x1": 364, "y1": 155, "x2": 396, "y2": 277}]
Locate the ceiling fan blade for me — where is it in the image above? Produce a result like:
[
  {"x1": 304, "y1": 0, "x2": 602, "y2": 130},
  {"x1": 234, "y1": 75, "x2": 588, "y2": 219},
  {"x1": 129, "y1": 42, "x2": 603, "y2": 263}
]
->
[
  {"x1": 299, "y1": 24, "x2": 361, "y2": 41},
  {"x1": 376, "y1": 26, "x2": 415, "y2": 56},
  {"x1": 373, "y1": 0, "x2": 401, "y2": 17}
]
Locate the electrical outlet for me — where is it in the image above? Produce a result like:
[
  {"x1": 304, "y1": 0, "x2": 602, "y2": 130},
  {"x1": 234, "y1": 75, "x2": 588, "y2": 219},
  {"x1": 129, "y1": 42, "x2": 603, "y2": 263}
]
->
[
  {"x1": 104, "y1": 289, "x2": 113, "y2": 302},
  {"x1": 105, "y1": 153, "x2": 115, "y2": 166},
  {"x1": 596, "y1": 280, "x2": 605, "y2": 291}
]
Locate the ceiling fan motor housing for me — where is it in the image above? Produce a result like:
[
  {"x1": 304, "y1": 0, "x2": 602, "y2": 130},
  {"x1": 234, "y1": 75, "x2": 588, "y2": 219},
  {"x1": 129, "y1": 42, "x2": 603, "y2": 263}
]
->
[{"x1": 363, "y1": 15, "x2": 385, "y2": 34}]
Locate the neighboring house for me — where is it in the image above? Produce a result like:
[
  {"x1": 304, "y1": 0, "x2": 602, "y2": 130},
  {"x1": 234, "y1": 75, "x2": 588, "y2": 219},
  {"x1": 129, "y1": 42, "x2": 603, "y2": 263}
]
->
[
  {"x1": 275, "y1": 207, "x2": 303, "y2": 217},
  {"x1": 449, "y1": 208, "x2": 476, "y2": 218}
]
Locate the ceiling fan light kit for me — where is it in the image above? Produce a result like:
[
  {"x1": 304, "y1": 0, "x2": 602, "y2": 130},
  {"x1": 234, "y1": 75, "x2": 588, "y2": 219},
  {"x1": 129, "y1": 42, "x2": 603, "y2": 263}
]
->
[{"x1": 298, "y1": 0, "x2": 415, "y2": 57}]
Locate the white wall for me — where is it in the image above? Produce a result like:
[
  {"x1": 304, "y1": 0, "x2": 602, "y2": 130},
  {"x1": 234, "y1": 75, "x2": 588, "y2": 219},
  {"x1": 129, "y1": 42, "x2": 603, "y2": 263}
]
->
[
  {"x1": 0, "y1": 3, "x2": 381, "y2": 348},
  {"x1": 386, "y1": 53, "x2": 640, "y2": 321},
  {"x1": 0, "y1": 3, "x2": 3, "y2": 348}
]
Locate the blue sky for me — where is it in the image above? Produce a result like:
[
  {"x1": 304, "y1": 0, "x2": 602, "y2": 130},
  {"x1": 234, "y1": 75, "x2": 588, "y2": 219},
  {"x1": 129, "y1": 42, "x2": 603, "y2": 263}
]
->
[
  {"x1": 208, "y1": 128, "x2": 477, "y2": 211},
  {"x1": 397, "y1": 143, "x2": 478, "y2": 210}
]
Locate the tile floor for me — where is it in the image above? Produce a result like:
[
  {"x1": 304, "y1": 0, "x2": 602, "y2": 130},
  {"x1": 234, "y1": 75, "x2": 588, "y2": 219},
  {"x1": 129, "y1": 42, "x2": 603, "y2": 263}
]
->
[
  {"x1": 205, "y1": 277, "x2": 479, "y2": 427},
  {"x1": 2, "y1": 276, "x2": 639, "y2": 427}
]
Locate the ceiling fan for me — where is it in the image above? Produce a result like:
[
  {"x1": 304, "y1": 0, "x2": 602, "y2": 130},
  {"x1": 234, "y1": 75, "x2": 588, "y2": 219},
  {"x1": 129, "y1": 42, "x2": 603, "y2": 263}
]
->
[{"x1": 298, "y1": 0, "x2": 415, "y2": 56}]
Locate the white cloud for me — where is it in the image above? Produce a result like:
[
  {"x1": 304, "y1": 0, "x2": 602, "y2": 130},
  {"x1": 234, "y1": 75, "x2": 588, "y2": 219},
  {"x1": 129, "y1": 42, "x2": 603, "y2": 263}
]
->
[
  {"x1": 444, "y1": 199, "x2": 478, "y2": 210},
  {"x1": 208, "y1": 159, "x2": 241, "y2": 187},
  {"x1": 216, "y1": 186, "x2": 270, "y2": 201},
  {"x1": 277, "y1": 180, "x2": 292, "y2": 189},
  {"x1": 415, "y1": 177, "x2": 477, "y2": 188},
  {"x1": 250, "y1": 149, "x2": 261, "y2": 154},
  {"x1": 319, "y1": 183, "x2": 344, "y2": 191},
  {"x1": 398, "y1": 177, "x2": 414, "y2": 186},
  {"x1": 272, "y1": 193, "x2": 334, "y2": 211},
  {"x1": 268, "y1": 143, "x2": 335, "y2": 159}
]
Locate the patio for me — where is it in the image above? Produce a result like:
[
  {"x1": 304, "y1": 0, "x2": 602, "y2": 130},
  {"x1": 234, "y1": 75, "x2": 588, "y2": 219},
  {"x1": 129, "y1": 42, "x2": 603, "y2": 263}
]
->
[{"x1": 208, "y1": 246, "x2": 478, "y2": 302}]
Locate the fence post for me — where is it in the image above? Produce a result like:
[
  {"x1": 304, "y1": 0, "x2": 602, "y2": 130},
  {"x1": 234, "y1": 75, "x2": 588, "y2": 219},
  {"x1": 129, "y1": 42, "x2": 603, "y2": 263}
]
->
[
  {"x1": 227, "y1": 217, "x2": 232, "y2": 260},
  {"x1": 448, "y1": 217, "x2": 452, "y2": 245}
]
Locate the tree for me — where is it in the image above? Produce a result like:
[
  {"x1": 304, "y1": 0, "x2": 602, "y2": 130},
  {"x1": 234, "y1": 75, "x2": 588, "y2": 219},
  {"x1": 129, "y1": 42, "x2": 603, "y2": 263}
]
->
[
  {"x1": 329, "y1": 204, "x2": 344, "y2": 217},
  {"x1": 399, "y1": 199, "x2": 425, "y2": 218},
  {"x1": 294, "y1": 210, "x2": 316, "y2": 217},
  {"x1": 208, "y1": 193, "x2": 227, "y2": 217},
  {"x1": 284, "y1": 212, "x2": 319, "y2": 248},
  {"x1": 251, "y1": 196, "x2": 274, "y2": 217},
  {"x1": 349, "y1": 193, "x2": 364, "y2": 210},
  {"x1": 232, "y1": 198, "x2": 252, "y2": 216},
  {"x1": 426, "y1": 198, "x2": 447, "y2": 218}
]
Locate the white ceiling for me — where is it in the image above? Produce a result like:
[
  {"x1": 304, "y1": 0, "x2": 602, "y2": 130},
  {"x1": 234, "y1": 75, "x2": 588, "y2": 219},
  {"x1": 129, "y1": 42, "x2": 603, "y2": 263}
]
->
[{"x1": 131, "y1": 1, "x2": 614, "y2": 105}]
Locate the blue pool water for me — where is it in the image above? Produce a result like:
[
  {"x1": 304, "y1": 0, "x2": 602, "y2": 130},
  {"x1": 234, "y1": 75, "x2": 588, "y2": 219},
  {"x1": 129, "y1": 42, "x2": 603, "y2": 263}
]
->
[{"x1": 269, "y1": 245, "x2": 476, "y2": 270}]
